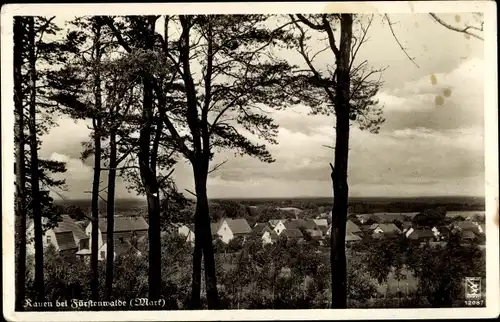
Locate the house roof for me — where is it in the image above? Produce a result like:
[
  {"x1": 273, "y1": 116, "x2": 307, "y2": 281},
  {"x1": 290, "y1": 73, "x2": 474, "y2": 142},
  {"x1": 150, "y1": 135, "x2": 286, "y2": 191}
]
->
[
  {"x1": 360, "y1": 224, "x2": 372, "y2": 232},
  {"x1": 263, "y1": 229, "x2": 279, "y2": 240},
  {"x1": 211, "y1": 222, "x2": 221, "y2": 236},
  {"x1": 402, "y1": 222, "x2": 413, "y2": 229},
  {"x1": 346, "y1": 231, "x2": 362, "y2": 242},
  {"x1": 54, "y1": 215, "x2": 88, "y2": 240},
  {"x1": 313, "y1": 219, "x2": 328, "y2": 227},
  {"x1": 98, "y1": 216, "x2": 148, "y2": 233},
  {"x1": 224, "y1": 218, "x2": 252, "y2": 235},
  {"x1": 456, "y1": 221, "x2": 476, "y2": 230},
  {"x1": 455, "y1": 221, "x2": 484, "y2": 235},
  {"x1": 346, "y1": 220, "x2": 361, "y2": 233},
  {"x1": 408, "y1": 229, "x2": 434, "y2": 240},
  {"x1": 55, "y1": 231, "x2": 78, "y2": 251},
  {"x1": 461, "y1": 230, "x2": 477, "y2": 240},
  {"x1": 252, "y1": 223, "x2": 269, "y2": 235},
  {"x1": 282, "y1": 229, "x2": 303, "y2": 238},
  {"x1": 269, "y1": 219, "x2": 287, "y2": 227}
]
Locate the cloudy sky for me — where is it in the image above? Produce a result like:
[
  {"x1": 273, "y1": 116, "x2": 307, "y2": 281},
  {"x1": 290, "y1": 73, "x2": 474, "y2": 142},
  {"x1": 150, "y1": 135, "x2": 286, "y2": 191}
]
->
[{"x1": 39, "y1": 13, "x2": 486, "y2": 199}]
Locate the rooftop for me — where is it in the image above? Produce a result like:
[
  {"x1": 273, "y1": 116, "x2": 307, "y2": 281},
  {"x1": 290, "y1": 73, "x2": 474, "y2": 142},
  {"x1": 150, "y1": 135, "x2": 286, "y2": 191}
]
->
[
  {"x1": 98, "y1": 216, "x2": 149, "y2": 233},
  {"x1": 54, "y1": 215, "x2": 88, "y2": 240}
]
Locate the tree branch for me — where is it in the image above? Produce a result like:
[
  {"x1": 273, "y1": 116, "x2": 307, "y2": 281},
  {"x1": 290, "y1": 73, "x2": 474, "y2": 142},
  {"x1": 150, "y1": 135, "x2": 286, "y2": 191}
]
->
[
  {"x1": 295, "y1": 14, "x2": 324, "y2": 31},
  {"x1": 208, "y1": 159, "x2": 228, "y2": 174},
  {"x1": 184, "y1": 189, "x2": 197, "y2": 198},
  {"x1": 384, "y1": 14, "x2": 420, "y2": 68},
  {"x1": 429, "y1": 13, "x2": 484, "y2": 41},
  {"x1": 102, "y1": 17, "x2": 133, "y2": 53},
  {"x1": 101, "y1": 165, "x2": 140, "y2": 170}
]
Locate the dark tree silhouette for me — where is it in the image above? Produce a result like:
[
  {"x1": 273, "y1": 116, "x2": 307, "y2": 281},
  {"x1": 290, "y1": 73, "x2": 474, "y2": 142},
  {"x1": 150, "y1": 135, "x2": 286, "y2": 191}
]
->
[
  {"x1": 105, "y1": 14, "x2": 300, "y2": 308},
  {"x1": 290, "y1": 14, "x2": 384, "y2": 308}
]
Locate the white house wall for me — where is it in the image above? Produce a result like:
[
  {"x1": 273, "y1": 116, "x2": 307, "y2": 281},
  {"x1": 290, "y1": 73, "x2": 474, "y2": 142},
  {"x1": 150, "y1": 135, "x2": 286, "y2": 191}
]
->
[
  {"x1": 274, "y1": 221, "x2": 286, "y2": 236},
  {"x1": 98, "y1": 243, "x2": 119, "y2": 261},
  {"x1": 26, "y1": 227, "x2": 60, "y2": 255},
  {"x1": 217, "y1": 220, "x2": 234, "y2": 244},
  {"x1": 86, "y1": 223, "x2": 104, "y2": 250},
  {"x1": 262, "y1": 231, "x2": 273, "y2": 244}
]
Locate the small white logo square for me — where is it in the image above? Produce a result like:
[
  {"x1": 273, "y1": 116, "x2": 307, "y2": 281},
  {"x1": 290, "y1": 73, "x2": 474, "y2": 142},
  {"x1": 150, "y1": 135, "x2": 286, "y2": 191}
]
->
[{"x1": 465, "y1": 277, "x2": 481, "y2": 299}]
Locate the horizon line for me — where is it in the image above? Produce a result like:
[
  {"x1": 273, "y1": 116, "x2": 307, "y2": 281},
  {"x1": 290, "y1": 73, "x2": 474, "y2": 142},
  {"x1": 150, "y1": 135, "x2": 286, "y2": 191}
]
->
[{"x1": 53, "y1": 195, "x2": 486, "y2": 202}]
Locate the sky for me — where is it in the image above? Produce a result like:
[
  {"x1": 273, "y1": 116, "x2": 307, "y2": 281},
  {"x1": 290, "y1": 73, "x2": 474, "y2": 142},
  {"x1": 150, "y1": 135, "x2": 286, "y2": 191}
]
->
[{"x1": 38, "y1": 13, "x2": 486, "y2": 199}]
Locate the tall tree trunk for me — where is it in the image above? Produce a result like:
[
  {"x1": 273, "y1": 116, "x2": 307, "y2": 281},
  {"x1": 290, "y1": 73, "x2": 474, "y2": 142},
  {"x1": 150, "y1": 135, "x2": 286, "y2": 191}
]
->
[
  {"x1": 28, "y1": 17, "x2": 45, "y2": 303},
  {"x1": 330, "y1": 14, "x2": 353, "y2": 309},
  {"x1": 105, "y1": 128, "x2": 117, "y2": 300},
  {"x1": 138, "y1": 16, "x2": 162, "y2": 302},
  {"x1": 91, "y1": 119, "x2": 101, "y2": 303},
  {"x1": 14, "y1": 16, "x2": 27, "y2": 311},
  {"x1": 190, "y1": 213, "x2": 203, "y2": 309},
  {"x1": 194, "y1": 165, "x2": 219, "y2": 309},
  {"x1": 90, "y1": 20, "x2": 103, "y2": 303}
]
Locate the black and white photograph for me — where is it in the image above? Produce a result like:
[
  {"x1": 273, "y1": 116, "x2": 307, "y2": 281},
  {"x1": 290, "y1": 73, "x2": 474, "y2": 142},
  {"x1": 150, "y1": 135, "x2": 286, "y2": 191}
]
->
[{"x1": 2, "y1": 2, "x2": 499, "y2": 321}]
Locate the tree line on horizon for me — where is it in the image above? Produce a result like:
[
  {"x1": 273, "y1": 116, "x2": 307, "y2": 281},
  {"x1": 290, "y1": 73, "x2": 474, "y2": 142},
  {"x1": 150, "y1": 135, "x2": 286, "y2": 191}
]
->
[{"x1": 13, "y1": 13, "x2": 483, "y2": 310}]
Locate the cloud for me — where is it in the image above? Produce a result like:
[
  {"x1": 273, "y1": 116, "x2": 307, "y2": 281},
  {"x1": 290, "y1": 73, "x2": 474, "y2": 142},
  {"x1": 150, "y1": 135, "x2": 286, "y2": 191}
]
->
[
  {"x1": 40, "y1": 118, "x2": 92, "y2": 160},
  {"x1": 377, "y1": 57, "x2": 484, "y2": 133}
]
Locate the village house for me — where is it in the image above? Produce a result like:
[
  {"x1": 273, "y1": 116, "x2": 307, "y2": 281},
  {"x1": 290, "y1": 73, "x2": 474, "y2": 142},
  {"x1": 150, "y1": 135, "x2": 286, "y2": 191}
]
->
[
  {"x1": 285, "y1": 219, "x2": 323, "y2": 239},
  {"x1": 252, "y1": 223, "x2": 269, "y2": 234},
  {"x1": 281, "y1": 228, "x2": 304, "y2": 241},
  {"x1": 176, "y1": 223, "x2": 195, "y2": 245},
  {"x1": 431, "y1": 225, "x2": 450, "y2": 241},
  {"x1": 369, "y1": 223, "x2": 402, "y2": 238},
  {"x1": 27, "y1": 215, "x2": 89, "y2": 257},
  {"x1": 270, "y1": 219, "x2": 288, "y2": 236},
  {"x1": 406, "y1": 228, "x2": 435, "y2": 243},
  {"x1": 465, "y1": 212, "x2": 485, "y2": 221},
  {"x1": 452, "y1": 220, "x2": 485, "y2": 237},
  {"x1": 347, "y1": 220, "x2": 362, "y2": 236},
  {"x1": 313, "y1": 218, "x2": 329, "y2": 235},
  {"x1": 345, "y1": 231, "x2": 362, "y2": 243},
  {"x1": 460, "y1": 230, "x2": 478, "y2": 242},
  {"x1": 84, "y1": 216, "x2": 148, "y2": 261},
  {"x1": 313, "y1": 218, "x2": 328, "y2": 228},
  {"x1": 252, "y1": 223, "x2": 279, "y2": 245},
  {"x1": 401, "y1": 222, "x2": 413, "y2": 234},
  {"x1": 326, "y1": 220, "x2": 363, "y2": 238},
  {"x1": 212, "y1": 218, "x2": 252, "y2": 244},
  {"x1": 262, "y1": 227, "x2": 279, "y2": 245}
]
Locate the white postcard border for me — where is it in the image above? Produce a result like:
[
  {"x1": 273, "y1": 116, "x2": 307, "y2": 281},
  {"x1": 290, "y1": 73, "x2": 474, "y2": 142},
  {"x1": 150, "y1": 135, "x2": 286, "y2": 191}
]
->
[{"x1": 2, "y1": 1, "x2": 498, "y2": 321}]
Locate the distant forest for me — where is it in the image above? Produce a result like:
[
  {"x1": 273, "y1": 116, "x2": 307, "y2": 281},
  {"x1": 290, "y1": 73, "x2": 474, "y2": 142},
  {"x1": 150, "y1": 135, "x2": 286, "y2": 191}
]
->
[{"x1": 55, "y1": 196, "x2": 485, "y2": 215}]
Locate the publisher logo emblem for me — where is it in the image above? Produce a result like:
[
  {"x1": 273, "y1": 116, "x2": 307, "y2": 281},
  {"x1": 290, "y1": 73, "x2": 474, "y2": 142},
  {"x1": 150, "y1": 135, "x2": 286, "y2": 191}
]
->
[{"x1": 465, "y1": 277, "x2": 481, "y2": 299}]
